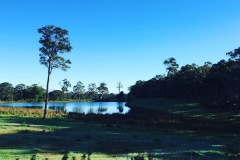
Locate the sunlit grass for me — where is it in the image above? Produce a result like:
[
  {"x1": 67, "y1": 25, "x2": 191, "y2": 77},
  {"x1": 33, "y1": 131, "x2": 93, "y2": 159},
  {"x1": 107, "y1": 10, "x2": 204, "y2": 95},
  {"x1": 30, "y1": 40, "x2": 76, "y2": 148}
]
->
[
  {"x1": 0, "y1": 114, "x2": 238, "y2": 159},
  {"x1": 0, "y1": 106, "x2": 239, "y2": 159}
]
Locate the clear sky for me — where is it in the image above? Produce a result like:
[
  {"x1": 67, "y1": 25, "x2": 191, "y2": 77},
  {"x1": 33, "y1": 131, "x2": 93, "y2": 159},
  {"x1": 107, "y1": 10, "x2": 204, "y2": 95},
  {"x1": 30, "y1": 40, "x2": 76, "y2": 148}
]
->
[{"x1": 0, "y1": 0, "x2": 240, "y2": 93}]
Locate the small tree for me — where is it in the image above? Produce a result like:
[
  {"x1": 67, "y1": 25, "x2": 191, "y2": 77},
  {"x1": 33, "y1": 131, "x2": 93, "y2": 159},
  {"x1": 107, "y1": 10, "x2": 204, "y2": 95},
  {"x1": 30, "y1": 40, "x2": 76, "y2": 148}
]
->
[
  {"x1": 0, "y1": 82, "x2": 14, "y2": 101},
  {"x1": 116, "y1": 81, "x2": 123, "y2": 94},
  {"x1": 38, "y1": 25, "x2": 72, "y2": 119},
  {"x1": 164, "y1": 57, "x2": 179, "y2": 75},
  {"x1": 87, "y1": 83, "x2": 97, "y2": 100},
  {"x1": 226, "y1": 47, "x2": 240, "y2": 61},
  {"x1": 60, "y1": 79, "x2": 71, "y2": 94},
  {"x1": 73, "y1": 81, "x2": 85, "y2": 100},
  {"x1": 97, "y1": 82, "x2": 109, "y2": 100},
  {"x1": 14, "y1": 84, "x2": 26, "y2": 101}
]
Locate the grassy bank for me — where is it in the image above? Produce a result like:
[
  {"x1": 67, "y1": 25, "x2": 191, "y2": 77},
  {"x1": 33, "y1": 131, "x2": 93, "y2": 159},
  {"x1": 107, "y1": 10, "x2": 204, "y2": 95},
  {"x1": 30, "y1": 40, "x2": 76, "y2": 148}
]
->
[
  {"x1": 0, "y1": 102, "x2": 239, "y2": 159},
  {"x1": 0, "y1": 107, "x2": 66, "y2": 118},
  {"x1": 1, "y1": 114, "x2": 239, "y2": 160},
  {"x1": 126, "y1": 98, "x2": 240, "y2": 121}
]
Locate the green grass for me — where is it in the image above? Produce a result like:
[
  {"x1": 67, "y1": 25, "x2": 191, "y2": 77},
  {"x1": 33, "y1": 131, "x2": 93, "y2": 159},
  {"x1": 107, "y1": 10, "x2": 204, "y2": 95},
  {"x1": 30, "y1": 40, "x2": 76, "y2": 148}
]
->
[
  {"x1": 0, "y1": 102, "x2": 240, "y2": 159},
  {"x1": 127, "y1": 98, "x2": 240, "y2": 121},
  {"x1": 0, "y1": 114, "x2": 239, "y2": 159}
]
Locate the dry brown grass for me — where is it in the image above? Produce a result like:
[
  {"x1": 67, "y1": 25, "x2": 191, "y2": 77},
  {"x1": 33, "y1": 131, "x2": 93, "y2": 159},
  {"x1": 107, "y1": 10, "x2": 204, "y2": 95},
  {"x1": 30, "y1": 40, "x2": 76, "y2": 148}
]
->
[{"x1": 0, "y1": 107, "x2": 66, "y2": 118}]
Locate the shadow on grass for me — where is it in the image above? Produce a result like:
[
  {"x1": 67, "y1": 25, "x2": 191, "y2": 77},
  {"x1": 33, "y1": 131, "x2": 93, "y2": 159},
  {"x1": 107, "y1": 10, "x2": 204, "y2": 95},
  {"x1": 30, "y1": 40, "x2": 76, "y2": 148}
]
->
[
  {"x1": 1, "y1": 116, "x2": 162, "y2": 154},
  {"x1": 0, "y1": 107, "x2": 240, "y2": 159}
]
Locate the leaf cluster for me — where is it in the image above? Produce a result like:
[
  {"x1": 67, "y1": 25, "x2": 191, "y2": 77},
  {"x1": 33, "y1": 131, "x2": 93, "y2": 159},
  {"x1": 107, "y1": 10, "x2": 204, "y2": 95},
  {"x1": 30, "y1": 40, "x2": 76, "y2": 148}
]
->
[{"x1": 38, "y1": 25, "x2": 72, "y2": 73}]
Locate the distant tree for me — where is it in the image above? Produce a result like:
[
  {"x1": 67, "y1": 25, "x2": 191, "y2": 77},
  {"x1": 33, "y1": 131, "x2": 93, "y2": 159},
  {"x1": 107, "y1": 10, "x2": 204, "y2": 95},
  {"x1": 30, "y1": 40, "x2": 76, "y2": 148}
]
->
[
  {"x1": 73, "y1": 81, "x2": 85, "y2": 100},
  {"x1": 87, "y1": 83, "x2": 97, "y2": 100},
  {"x1": 128, "y1": 47, "x2": 240, "y2": 112},
  {"x1": 164, "y1": 57, "x2": 179, "y2": 75},
  {"x1": 128, "y1": 80, "x2": 146, "y2": 98},
  {"x1": 116, "y1": 91, "x2": 125, "y2": 102},
  {"x1": 151, "y1": 74, "x2": 166, "y2": 81},
  {"x1": 226, "y1": 47, "x2": 240, "y2": 61},
  {"x1": 23, "y1": 84, "x2": 45, "y2": 102},
  {"x1": 14, "y1": 83, "x2": 26, "y2": 101},
  {"x1": 88, "y1": 83, "x2": 97, "y2": 93},
  {"x1": 38, "y1": 25, "x2": 72, "y2": 118},
  {"x1": 49, "y1": 90, "x2": 64, "y2": 101},
  {"x1": 60, "y1": 79, "x2": 71, "y2": 94},
  {"x1": 0, "y1": 82, "x2": 14, "y2": 101},
  {"x1": 97, "y1": 82, "x2": 109, "y2": 99},
  {"x1": 116, "y1": 81, "x2": 123, "y2": 94}
]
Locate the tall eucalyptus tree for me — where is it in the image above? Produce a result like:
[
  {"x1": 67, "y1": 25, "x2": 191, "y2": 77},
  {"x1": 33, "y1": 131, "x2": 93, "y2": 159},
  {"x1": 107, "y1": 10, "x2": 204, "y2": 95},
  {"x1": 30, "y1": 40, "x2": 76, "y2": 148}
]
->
[
  {"x1": 73, "y1": 81, "x2": 85, "y2": 100},
  {"x1": 38, "y1": 25, "x2": 72, "y2": 118}
]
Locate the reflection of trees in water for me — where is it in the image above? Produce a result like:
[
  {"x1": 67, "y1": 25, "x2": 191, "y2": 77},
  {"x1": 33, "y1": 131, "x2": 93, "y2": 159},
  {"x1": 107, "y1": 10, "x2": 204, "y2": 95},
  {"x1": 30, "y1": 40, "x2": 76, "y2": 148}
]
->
[
  {"x1": 88, "y1": 107, "x2": 95, "y2": 114},
  {"x1": 23, "y1": 106, "x2": 43, "y2": 109},
  {"x1": 72, "y1": 106, "x2": 85, "y2": 114},
  {"x1": 49, "y1": 106, "x2": 66, "y2": 113},
  {"x1": 97, "y1": 106, "x2": 108, "y2": 113},
  {"x1": 117, "y1": 102, "x2": 124, "y2": 113}
]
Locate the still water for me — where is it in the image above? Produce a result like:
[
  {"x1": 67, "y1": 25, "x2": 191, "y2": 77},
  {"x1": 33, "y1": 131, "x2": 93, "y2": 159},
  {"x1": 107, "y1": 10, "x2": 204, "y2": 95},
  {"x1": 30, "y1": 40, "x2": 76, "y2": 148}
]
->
[{"x1": 0, "y1": 102, "x2": 130, "y2": 114}]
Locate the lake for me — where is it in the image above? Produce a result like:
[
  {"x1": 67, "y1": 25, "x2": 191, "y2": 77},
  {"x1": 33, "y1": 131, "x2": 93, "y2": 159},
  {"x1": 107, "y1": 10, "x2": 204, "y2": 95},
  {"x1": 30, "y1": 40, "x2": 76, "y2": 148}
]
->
[{"x1": 0, "y1": 102, "x2": 130, "y2": 114}]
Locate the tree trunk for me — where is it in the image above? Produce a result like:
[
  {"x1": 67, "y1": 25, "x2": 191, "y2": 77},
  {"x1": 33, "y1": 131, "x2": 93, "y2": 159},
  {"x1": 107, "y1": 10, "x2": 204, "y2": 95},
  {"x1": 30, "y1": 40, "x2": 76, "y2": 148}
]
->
[{"x1": 43, "y1": 68, "x2": 51, "y2": 119}]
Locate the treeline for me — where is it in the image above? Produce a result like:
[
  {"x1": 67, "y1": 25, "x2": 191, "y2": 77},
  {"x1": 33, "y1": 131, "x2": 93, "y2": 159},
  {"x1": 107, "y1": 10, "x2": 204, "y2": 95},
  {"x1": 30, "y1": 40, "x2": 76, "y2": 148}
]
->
[
  {"x1": 128, "y1": 47, "x2": 240, "y2": 112},
  {"x1": 0, "y1": 80, "x2": 126, "y2": 102}
]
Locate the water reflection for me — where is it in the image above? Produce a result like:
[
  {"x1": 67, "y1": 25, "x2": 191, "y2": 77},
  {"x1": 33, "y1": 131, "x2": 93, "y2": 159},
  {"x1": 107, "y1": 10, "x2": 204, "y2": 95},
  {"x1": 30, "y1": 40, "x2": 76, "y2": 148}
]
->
[
  {"x1": 97, "y1": 106, "x2": 108, "y2": 113},
  {"x1": 49, "y1": 106, "x2": 66, "y2": 113},
  {"x1": 117, "y1": 102, "x2": 124, "y2": 113},
  {"x1": 0, "y1": 102, "x2": 130, "y2": 114},
  {"x1": 88, "y1": 107, "x2": 95, "y2": 114},
  {"x1": 22, "y1": 106, "x2": 43, "y2": 109},
  {"x1": 72, "y1": 106, "x2": 85, "y2": 114}
]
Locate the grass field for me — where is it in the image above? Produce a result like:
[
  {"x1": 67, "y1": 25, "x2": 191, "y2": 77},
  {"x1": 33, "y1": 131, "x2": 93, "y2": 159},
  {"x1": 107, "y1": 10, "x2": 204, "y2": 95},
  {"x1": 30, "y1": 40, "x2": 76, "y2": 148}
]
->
[
  {"x1": 126, "y1": 98, "x2": 240, "y2": 121},
  {"x1": 0, "y1": 100, "x2": 239, "y2": 159}
]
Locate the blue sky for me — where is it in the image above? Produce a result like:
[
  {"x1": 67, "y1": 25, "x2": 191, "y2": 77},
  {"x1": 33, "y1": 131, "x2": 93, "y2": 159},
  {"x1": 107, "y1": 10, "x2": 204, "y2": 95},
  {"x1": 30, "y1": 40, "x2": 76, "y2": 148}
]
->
[{"x1": 0, "y1": 0, "x2": 240, "y2": 93}]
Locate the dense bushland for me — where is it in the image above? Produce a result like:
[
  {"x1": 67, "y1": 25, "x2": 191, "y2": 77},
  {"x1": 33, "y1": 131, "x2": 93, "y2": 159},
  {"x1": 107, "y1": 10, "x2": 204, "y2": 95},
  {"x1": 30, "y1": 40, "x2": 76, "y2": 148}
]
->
[
  {"x1": 0, "y1": 82, "x2": 126, "y2": 102},
  {"x1": 128, "y1": 47, "x2": 240, "y2": 112}
]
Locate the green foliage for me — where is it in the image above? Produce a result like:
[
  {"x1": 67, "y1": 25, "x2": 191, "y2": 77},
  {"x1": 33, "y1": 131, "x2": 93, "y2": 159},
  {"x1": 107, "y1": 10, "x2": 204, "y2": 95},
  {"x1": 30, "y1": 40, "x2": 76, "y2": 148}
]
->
[
  {"x1": 164, "y1": 57, "x2": 179, "y2": 75},
  {"x1": 73, "y1": 81, "x2": 85, "y2": 100},
  {"x1": 38, "y1": 25, "x2": 72, "y2": 72},
  {"x1": 226, "y1": 47, "x2": 240, "y2": 61},
  {"x1": 129, "y1": 47, "x2": 240, "y2": 112},
  {"x1": 87, "y1": 83, "x2": 98, "y2": 100},
  {"x1": 23, "y1": 84, "x2": 45, "y2": 102},
  {"x1": 14, "y1": 84, "x2": 26, "y2": 101},
  {"x1": 116, "y1": 91, "x2": 126, "y2": 102},
  {"x1": 97, "y1": 82, "x2": 109, "y2": 100},
  {"x1": 0, "y1": 82, "x2": 14, "y2": 101},
  {"x1": 0, "y1": 81, "x2": 117, "y2": 102},
  {"x1": 62, "y1": 153, "x2": 69, "y2": 160},
  {"x1": 81, "y1": 154, "x2": 86, "y2": 160},
  {"x1": 131, "y1": 154, "x2": 145, "y2": 160},
  {"x1": 30, "y1": 154, "x2": 37, "y2": 160},
  {"x1": 60, "y1": 79, "x2": 72, "y2": 94},
  {"x1": 49, "y1": 90, "x2": 64, "y2": 101}
]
